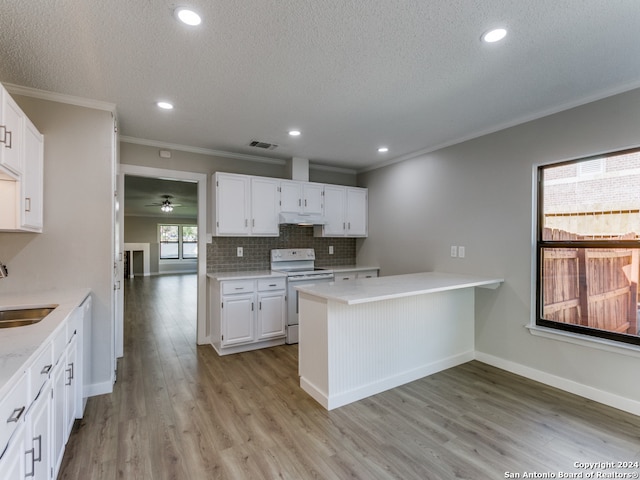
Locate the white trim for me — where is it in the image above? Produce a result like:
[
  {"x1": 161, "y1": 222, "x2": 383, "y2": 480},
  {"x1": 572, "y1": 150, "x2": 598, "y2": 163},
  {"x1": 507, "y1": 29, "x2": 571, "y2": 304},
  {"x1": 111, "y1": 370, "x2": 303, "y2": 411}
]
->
[
  {"x1": 120, "y1": 136, "x2": 358, "y2": 175},
  {"x1": 360, "y1": 80, "x2": 640, "y2": 174},
  {"x1": 527, "y1": 325, "x2": 640, "y2": 357},
  {"x1": 4, "y1": 83, "x2": 117, "y2": 112},
  {"x1": 84, "y1": 380, "x2": 114, "y2": 398},
  {"x1": 475, "y1": 351, "x2": 640, "y2": 416},
  {"x1": 120, "y1": 164, "x2": 209, "y2": 345},
  {"x1": 120, "y1": 136, "x2": 286, "y2": 165}
]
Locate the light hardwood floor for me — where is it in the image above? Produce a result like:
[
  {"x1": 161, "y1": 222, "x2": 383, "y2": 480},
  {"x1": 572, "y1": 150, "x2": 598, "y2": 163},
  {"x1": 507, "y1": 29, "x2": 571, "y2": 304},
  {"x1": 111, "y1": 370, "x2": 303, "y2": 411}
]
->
[{"x1": 58, "y1": 274, "x2": 640, "y2": 479}]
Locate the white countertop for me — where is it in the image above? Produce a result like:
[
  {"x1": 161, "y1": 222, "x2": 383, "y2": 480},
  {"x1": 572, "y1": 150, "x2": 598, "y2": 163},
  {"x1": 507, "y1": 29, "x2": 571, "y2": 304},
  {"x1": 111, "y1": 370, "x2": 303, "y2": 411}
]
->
[
  {"x1": 0, "y1": 289, "x2": 90, "y2": 397},
  {"x1": 294, "y1": 271, "x2": 503, "y2": 305},
  {"x1": 207, "y1": 270, "x2": 287, "y2": 281}
]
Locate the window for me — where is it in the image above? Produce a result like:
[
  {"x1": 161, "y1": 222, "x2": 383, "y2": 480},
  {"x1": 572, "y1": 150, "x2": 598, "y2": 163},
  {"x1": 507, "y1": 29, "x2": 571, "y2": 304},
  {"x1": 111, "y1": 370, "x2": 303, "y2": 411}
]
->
[
  {"x1": 536, "y1": 148, "x2": 640, "y2": 346},
  {"x1": 159, "y1": 224, "x2": 197, "y2": 260}
]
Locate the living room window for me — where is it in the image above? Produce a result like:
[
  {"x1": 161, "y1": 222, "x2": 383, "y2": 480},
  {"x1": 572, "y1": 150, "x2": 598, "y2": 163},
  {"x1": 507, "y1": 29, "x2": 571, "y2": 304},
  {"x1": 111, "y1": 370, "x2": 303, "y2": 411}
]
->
[
  {"x1": 536, "y1": 148, "x2": 640, "y2": 346},
  {"x1": 159, "y1": 224, "x2": 198, "y2": 260}
]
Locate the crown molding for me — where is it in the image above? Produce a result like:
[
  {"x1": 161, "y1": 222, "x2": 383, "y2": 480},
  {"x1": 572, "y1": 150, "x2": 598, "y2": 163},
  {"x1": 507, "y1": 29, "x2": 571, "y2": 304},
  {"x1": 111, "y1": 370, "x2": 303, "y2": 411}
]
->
[{"x1": 4, "y1": 83, "x2": 116, "y2": 112}]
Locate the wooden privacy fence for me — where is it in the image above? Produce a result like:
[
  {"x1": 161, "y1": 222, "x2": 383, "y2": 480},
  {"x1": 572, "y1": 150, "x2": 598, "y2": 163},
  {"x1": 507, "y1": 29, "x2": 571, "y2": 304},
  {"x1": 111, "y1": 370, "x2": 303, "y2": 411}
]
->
[{"x1": 542, "y1": 228, "x2": 639, "y2": 335}]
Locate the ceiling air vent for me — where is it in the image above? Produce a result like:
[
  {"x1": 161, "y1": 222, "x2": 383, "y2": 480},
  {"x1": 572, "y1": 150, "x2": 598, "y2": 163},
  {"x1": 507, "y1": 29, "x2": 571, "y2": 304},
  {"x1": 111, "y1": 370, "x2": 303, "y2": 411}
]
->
[{"x1": 248, "y1": 140, "x2": 278, "y2": 150}]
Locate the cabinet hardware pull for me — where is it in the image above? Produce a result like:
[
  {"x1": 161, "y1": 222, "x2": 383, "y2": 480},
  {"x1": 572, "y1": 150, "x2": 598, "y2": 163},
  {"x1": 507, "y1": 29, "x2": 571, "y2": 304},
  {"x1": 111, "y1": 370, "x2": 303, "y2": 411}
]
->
[
  {"x1": 25, "y1": 447, "x2": 35, "y2": 477},
  {"x1": 304, "y1": 199, "x2": 307, "y2": 207},
  {"x1": 251, "y1": 302, "x2": 254, "y2": 311},
  {"x1": 25, "y1": 197, "x2": 31, "y2": 212},
  {"x1": 269, "y1": 283, "x2": 276, "y2": 287},
  {"x1": 66, "y1": 363, "x2": 74, "y2": 385},
  {"x1": 252, "y1": 219, "x2": 255, "y2": 227},
  {"x1": 41, "y1": 364, "x2": 52, "y2": 375},
  {"x1": 298, "y1": 198, "x2": 301, "y2": 206},
  {"x1": 4, "y1": 130, "x2": 11, "y2": 149},
  {"x1": 234, "y1": 287, "x2": 244, "y2": 290},
  {"x1": 34, "y1": 434, "x2": 42, "y2": 462},
  {"x1": 259, "y1": 302, "x2": 262, "y2": 310},
  {"x1": 245, "y1": 219, "x2": 248, "y2": 227},
  {"x1": 7, "y1": 405, "x2": 25, "y2": 423}
]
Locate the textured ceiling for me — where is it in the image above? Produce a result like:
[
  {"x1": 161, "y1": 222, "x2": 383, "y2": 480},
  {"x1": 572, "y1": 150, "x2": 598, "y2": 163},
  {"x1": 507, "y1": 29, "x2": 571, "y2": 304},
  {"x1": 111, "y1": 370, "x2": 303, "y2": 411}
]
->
[
  {"x1": 2, "y1": 1, "x2": 640, "y2": 172},
  {"x1": 124, "y1": 176, "x2": 198, "y2": 218}
]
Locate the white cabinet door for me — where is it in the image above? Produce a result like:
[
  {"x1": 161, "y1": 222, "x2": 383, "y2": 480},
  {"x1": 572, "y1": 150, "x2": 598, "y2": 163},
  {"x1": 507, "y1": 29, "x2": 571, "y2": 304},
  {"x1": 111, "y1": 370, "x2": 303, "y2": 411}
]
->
[
  {"x1": 257, "y1": 291, "x2": 286, "y2": 340},
  {"x1": 64, "y1": 336, "x2": 78, "y2": 440},
  {"x1": 346, "y1": 187, "x2": 368, "y2": 237},
  {"x1": 302, "y1": 183, "x2": 324, "y2": 215},
  {"x1": 214, "y1": 173, "x2": 250, "y2": 235},
  {"x1": 279, "y1": 180, "x2": 302, "y2": 213},
  {"x1": 221, "y1": 294, "x2": 255, "y2": 346},
  {"x1": 21, "y1": 118, "x2": 43, "y2": 231},
  {"x1": 0, "y1": 422, "x2": 25, "y2": 480},
  {"x1": 51, "y1": 356, "x2": 66, "y2": 478},
  {"x1": 280, "y1": 180, "x2": 324, "y2": 215},
  {"x1": 0, "y1": 86, "x2": 24, "y2": 176},
  {"x1": 322, "y1": 185, "x2": 346, "y2": 236},
  {"x1": 251, "y1": 177, "x2": 279, "y2": 236},
  {"x1": 26, "y1": 382, "x2": 52, "y2": 480}
]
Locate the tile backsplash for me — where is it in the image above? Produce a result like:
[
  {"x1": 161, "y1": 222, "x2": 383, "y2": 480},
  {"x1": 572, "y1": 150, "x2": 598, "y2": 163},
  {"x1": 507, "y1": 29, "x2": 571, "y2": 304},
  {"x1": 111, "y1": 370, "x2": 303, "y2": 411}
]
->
[{"x1": 207, "y1": 225, "x2": 356, "y2": 272}]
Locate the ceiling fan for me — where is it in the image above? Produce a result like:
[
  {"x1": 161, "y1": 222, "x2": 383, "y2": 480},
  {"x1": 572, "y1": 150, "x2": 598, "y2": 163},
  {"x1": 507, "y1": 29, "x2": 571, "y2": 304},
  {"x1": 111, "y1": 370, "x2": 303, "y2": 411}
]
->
[{"x1": 145, "y1": 195, "x2": 182, "y2": 212}]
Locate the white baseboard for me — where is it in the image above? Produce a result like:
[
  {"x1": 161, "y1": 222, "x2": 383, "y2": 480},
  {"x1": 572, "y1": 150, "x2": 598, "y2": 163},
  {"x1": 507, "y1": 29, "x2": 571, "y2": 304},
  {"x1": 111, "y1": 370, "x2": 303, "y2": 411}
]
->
[
  {"x1": 303, "y1": 350, "x2": 474, "y2": 410},
  {"x1": 84, "y1": 380, "x2": 113, "y2": 398},
  {"x1": 475, "y1": 351, "x2": 640, "y2": 417}
]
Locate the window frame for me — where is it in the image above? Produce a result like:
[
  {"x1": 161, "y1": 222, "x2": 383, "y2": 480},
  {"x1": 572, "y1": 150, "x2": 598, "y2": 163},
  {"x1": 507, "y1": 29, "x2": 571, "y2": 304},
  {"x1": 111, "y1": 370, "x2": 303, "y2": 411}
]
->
[
  {"x1": 535, "y1": 148, "x2": 640, "y2": 348},
  {"x1": 158, "y1": 224, "x2": 198, "y2": 261}
]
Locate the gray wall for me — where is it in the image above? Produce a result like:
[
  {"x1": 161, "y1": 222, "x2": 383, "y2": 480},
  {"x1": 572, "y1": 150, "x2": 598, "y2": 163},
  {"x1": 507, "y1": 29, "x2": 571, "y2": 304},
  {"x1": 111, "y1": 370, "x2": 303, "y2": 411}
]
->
[
  {"x1": 0, "y1": 95, "x2": 114, "y2": 394},
  {"x1": 357, "y1": 87, "x2": 640, "y2": 410}
]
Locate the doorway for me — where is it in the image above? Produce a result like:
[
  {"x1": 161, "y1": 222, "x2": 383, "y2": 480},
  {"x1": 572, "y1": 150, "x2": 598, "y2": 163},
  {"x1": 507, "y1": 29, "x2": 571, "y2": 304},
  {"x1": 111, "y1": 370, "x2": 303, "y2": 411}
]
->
[{"x1": 118, "y1": 164, "x2": 208, "y2": 356}]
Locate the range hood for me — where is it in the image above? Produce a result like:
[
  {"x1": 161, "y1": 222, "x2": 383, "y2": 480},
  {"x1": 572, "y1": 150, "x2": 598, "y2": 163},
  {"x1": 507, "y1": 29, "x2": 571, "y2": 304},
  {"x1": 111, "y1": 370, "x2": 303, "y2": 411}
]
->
[{"x1": 278, "y1": 212, "x2": 327, "y2": 226}]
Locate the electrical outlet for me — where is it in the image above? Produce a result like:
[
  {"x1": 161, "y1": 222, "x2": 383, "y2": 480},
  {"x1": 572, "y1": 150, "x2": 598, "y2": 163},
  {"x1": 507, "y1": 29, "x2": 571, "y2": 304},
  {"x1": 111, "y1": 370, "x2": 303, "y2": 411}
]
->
[
  {"x1": 329, "y1": 246, "x2": 334, "y2": 255},
  {"x1": 237, "y1": 247, "x2": 243, "y2": 257},
  {"x1": 458, "y1": 246, "x2": 465, "y2": 258},
  {"x1": 450, "y1": 245, "x2": 457, "y2": 258}
]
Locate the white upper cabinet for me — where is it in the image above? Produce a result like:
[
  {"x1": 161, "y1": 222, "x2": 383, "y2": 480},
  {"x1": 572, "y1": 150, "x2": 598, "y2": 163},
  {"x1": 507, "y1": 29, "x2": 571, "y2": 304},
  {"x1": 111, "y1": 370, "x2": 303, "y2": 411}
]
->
[
  {"x1": 21, "y1": 118, "x2": 44, "y2": 231},
  {"x1": 0, "y1": 84, "x2": 25, "y2": 176},
  {"x1": 213, "y1": 172, "x2": 280, "y2": 236},
  {"x1": 250, "y1": 176, "x2": 279, "y2": 236},
  {"x1": 316, "y1": 185, "x2": 368, "y2": 237},
  {"x1": 0, "y1": 84, "x2": 44, "y2": 233},
  {"x1": 280, "y1": 180, "x2": 323, "y2": 215}
]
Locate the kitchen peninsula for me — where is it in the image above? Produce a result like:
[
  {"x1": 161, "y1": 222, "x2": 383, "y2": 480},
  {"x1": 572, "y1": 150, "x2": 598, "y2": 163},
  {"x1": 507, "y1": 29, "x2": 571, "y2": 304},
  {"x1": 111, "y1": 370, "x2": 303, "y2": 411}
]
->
[{"x1": 295, "y1": 272, "x2": 503, "y2": 410}]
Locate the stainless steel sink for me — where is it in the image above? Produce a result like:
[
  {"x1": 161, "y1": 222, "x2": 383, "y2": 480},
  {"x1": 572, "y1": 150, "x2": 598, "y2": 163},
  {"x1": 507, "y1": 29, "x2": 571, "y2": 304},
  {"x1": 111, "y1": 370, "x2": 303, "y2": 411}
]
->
[{"x1": 0, "y1": 305, "x2": 58, "y2": 328}]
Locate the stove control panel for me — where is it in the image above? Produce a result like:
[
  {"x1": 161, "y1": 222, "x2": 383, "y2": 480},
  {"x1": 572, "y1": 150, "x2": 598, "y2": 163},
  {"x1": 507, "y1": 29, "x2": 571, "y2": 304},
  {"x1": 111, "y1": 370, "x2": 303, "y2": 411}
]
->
[{"x1": 271, "y1": 248, "x2": 315, "y2": 261}]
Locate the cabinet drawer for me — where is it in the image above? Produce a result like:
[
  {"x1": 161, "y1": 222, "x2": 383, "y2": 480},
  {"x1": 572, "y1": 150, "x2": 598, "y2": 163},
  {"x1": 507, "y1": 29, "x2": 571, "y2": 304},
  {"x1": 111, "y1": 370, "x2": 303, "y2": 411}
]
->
[
  {"x1": 0, "y1": 371, "x2": 27, "y2": 455},
  {"x1": 28, "y1": 342, "x2": 53, "y2": 401},
  {"x1": 335, "y1": 273, "x2": 355, "y2": 281},
  {"x1": 257, "y1": 278, "x2": 286, "y2": 291},
  {"x1": 221, "y1": 280, "x2": 255, "y2": 295},
  {"x1": 356, "y1": 270, "x2": 378, "y2": 279}
]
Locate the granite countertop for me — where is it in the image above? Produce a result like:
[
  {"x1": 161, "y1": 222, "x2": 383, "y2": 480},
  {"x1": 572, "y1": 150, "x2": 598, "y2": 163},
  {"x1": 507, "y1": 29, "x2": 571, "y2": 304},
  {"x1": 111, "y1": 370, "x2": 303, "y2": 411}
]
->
[
  {"x1": 295, "y1": 271, "x2": 503, "y2": 305},
  {"x1": 207, "y1": 270, "x2": 287, "y2": 281},
  {"x1": 0, "y1": 288, "x2": 91, "y2": 397}
]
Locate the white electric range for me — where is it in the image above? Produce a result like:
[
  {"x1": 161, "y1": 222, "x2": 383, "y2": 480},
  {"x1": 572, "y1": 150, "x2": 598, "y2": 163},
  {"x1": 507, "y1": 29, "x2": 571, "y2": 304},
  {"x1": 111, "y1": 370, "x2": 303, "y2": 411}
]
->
[{"x1": 271, "y1": 248, "x2": 334, "y2": 344}]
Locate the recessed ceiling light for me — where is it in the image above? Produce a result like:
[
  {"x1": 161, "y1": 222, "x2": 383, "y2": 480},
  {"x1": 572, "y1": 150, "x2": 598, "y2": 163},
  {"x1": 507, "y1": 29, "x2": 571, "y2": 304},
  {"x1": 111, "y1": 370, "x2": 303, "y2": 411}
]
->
[
  {"x1": 482, "y1": 28, "x2": 507, "y2": 43},
  {"x1": 157, "y1": 101, "x2": 174, "y2": 110},
  {"x1": 174, "y1": 7, "x2": 201, "y2": 26},
  {"x1": 377, "y1": 147, "x2": 389, "y2": 153},
  {"x1": 288, "y1": 130, "x2": 301, "y2": 136}
]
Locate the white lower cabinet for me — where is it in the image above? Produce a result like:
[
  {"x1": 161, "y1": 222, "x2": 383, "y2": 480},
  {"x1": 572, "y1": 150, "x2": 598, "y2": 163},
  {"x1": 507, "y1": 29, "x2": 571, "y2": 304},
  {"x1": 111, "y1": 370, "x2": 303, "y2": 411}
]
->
[
  {"x1": 210, "y1": 276, "x2": 286, "y2": 355},
  {"x1": 0, "y1": 299, "x2": 87, "y2": 480},
  {"x1": 0, "y1": 422, "x2": 25, "y2": 479},
  {"x1": 25, "y1": 382, "x2": 52, "y2": 480}
]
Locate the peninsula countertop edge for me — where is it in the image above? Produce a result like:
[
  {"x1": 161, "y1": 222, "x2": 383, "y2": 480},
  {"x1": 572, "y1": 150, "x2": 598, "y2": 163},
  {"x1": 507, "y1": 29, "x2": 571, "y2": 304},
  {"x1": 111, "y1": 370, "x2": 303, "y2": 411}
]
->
[{"x1": 294, "y1": 271, "x2": 504, "y2": 305}]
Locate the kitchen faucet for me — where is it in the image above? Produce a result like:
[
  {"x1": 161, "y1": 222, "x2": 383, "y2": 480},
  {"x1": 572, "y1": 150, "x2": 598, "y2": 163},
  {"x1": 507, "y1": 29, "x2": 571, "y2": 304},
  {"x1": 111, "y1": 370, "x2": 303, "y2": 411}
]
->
[{"x1": 0, "y1": 261, "x2": 7, "y2": 278}]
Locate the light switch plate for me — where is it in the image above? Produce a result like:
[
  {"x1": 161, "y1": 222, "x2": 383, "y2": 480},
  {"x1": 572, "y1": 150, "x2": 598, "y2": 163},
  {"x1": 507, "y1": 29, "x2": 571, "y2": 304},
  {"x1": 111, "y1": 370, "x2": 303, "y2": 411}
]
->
[
  {"x1": 450, "y1": 245, "x2": 457, "y2": 258},
  {"x1": 237, "y1": 247, "x2": 243, "y2": 257},
  {"x1": 458, "y1": 246, "x2": 465, "y2": 258}
]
